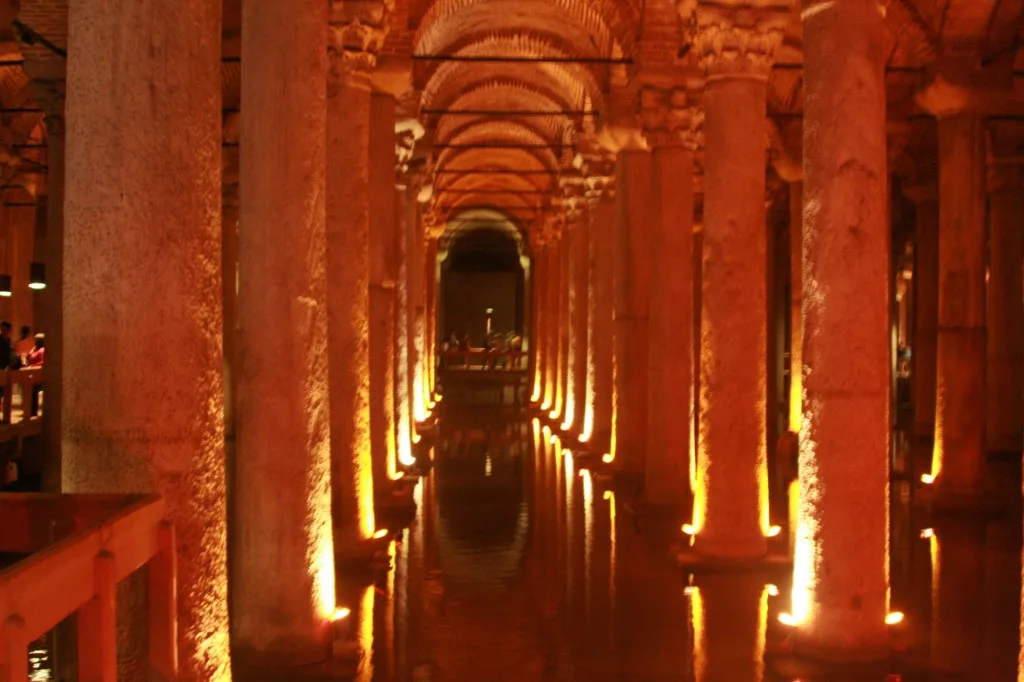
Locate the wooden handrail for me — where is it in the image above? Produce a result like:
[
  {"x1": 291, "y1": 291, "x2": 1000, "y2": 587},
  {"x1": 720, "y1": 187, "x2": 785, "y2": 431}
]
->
[{"x1": 0, "y1": 494, "x2": 177, "y2": 680}]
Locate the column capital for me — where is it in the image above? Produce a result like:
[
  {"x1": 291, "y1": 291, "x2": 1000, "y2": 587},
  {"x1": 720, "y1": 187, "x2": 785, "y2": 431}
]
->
[
  {"x1": 328, "y1": 1, "x2": 394, "y2": 86},
  {"x1": 639, "y1": 86, "x2": 704, "y2": 149},
  {"x1": 423, "y1": 209, "x2": 445, "y2": 240},
  {"x1": 693, "y1": 1, "x2": 789, "y2": 81}
]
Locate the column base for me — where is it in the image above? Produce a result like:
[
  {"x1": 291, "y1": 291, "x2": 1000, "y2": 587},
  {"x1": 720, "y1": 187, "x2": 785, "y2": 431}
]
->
[
  {"x1": 915, "y1": 485, "x2": 1008, "y2": 515},
  {"x1": 335, "y1": 535, "x2": 392, "y2": 572},
  {"x1": 233, "y1": 640, "x2": 360, "y2": 682},
  {"x1": 766, "y1": 647, "x2": 893, "y2": 679},
  {"x1": 675, "y1": 548, "x2": 791, "y2": 572},
  {"x1": 374, "y1": 476, "x2": 418, "y2": 514}
]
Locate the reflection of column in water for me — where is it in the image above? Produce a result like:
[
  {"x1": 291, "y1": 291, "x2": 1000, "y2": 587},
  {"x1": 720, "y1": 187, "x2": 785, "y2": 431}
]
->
[
  {"x1": 384, "y1": 540, "x2": 396, "y2": 680},
  {"x1": 356, "y1": 584, "x2": 376, "y2": 682},
  {"x1": 564, "y1": 449, "x2": 576, "y2": 609},
  {"x1": 582, "y1": 470, "x2": 594, "y2": 624},
  {"x1": 983, "y1": 521, "x2": 1018, "y2": 681},
  {"x1": 930, "y1": 520, "x2": 985, "y2": 673},
  {"x1": 690, "y1": 575, "x2": 767, "y2": 682},
  {"x1": 605, "y1": 489, "x2": 617, "y2": 651}
]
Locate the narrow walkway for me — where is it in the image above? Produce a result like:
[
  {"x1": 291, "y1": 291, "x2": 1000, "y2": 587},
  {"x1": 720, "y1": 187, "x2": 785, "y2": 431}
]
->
[{"x1": 349, "y1": 406, "x2": 1022, "y2": 682}]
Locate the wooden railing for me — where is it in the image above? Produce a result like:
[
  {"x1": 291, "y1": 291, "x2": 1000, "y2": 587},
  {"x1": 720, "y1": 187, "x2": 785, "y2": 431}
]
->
[
  {"x1": 439, "y1": 349, "x2": 526, "y2": 371},
  {"x1": 0, "y1": 369, "x2": 44, "y2": 443},
  {"x1": 0, "y1": 494, "x2": 177, "y2": 681}
]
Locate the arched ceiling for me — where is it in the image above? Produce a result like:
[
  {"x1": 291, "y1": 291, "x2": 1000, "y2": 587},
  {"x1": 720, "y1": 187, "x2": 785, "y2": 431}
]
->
[{"x1": 416, "y1": 0, "x2": 631, "y2": 241}]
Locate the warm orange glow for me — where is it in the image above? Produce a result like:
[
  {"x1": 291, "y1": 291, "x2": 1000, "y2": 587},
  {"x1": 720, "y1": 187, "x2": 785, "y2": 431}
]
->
[
  {"x1": 758, "y1": 438, "x2": 771, "y2": 539},
  {"x1": 778, "y1": 612, "x2": 800, "y2": 627},
  {"x1": 921, "y1": 473, "x2": 935, "y2": 485},
  {"x1": 682, "y1": 523, "x2": 697, "y2": 536},
  {"x1": 390, "y1": 471, "x2": 406, "y2": 481},
  {"x1": 373, "y1": 529, "x2": 389, "y2": 540},
  {"x1": 332, "y1": 607, "x2": 351, "y2": 621},
  {"x1": 412, "y1": 433, "x2": 422, "y2": 444},
  {"x1": 920, "y1": 528, "x2": 935, "y2": 539},
  {"x1": 398, "y1": 435, "x2": 415, "y2": 468},
  {"x1": 356, "y1": 585, "x2": 375, "y2": 682},
  {"x1": 885, "y1": 612, "x2": 905, "y2": 625},
  {"x1": 581, "y1": 400, "x2": 594, "y2": 443},
  {"x1": 766, "y1": 584, "x2": 779, "y2": 597},
  {"x1": 541, "y1": 399, "x2": 552, "y2": 411},
  {"x1": 601, "y1": 453, "x2": 613, "y2": 464},
  {"x1": 765, "y1": 525, "x2": 782, "y2": 538},
  {"x1": 788, "y1": 370, "x2": 803, "y2": 435},
  {"x1": 561, "y1": 397, "x2": 575, "y2": 432},
  {"x1": 549, "y1": 409, "x2": 561, "y2": 420},
  {"x1": 757, "y1": 585, "x2": 769, "y2": 681},
  {"x1": 691, "y1": 585, "x2": 706, "y2": 681}
]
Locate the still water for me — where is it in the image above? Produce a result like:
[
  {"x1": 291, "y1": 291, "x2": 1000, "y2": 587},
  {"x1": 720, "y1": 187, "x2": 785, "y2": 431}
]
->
[{"x1": 350, "y1": 406, "x2": 1022, "y2": 682}]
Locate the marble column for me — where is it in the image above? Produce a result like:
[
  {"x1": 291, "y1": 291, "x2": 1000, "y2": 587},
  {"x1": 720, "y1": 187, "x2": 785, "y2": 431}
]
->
[
  {"x1": 584, "y1": 165, "x2": 616, "y2": 451},
  {"x1": 787, "y1": 181, "x2": 803, "y2": 435},
  {"x1": 643, "y1": 97, "x2": 696, "y2": 507},
  {"x1": 790, "y1": 0, "x2": 890, "y2": 658},
  {"x1": 406, "y1": 187, "x2": 424, "y2": 427},
  {"x1": 395, "y1": 182, "x2": 412, "y2": 467},
  {"x1": 557, "y1": 225, "x2": 571, "y2": 421},
  {"x1": 234, "y1": 0, "x2": 335, "y2": 664},
  {"x1": 27, "y1": 69, "x2": 65, "y2": 493},
  {"x1": 545, "y1": 230, "x2": 564, "y2": 412},
  {"x1": 63, "y1": 0, "x2": 230, "y2": 677},
  {"x1": 369, "y1": 94, "x2": 398, "y2": 487},
  {"x1": 985, "y1": 165, "x2": 1023, "y2": 453},
  {"x1": 905, "y1": 182, "x2": 939, "y2": 439},
  {"x1": 425, "y1": 235, "x2": 439, "y2": 402},
  {"x1": 326, "y1": 17, "x2": 379, "y2": 552},
  {"x1": 612, "y1": 145, "x2": 652, "y2": 472},
  {"x1": 531, "y1": 244, "x2": 548, "y2": 403},
  {"x1": 566, "y1": 197, "x2": 589, "y2": 434},
  {"x1": 932, "y1": 114, "x2": 987, "y2": 502},
  {"x1": 693, "y1": 4, "x2": 783, "y2": 556}
]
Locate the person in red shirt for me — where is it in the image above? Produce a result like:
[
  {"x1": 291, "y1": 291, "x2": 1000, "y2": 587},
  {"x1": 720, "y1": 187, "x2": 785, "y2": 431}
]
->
[{"x1": 26, "y1": 334, "x2": 44, "y2": 367}]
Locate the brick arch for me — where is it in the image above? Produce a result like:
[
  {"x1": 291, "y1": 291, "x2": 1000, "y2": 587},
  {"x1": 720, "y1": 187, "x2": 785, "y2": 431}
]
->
[
  {"x1": 418, "y1": 33, "x2": 606, "y2": 108},
  {"x1": 416, "y1": 0, "x2": 638, "y2": 61},
  {"x1": 433, "y1": 82, "x2": 574, "y2": 145}
]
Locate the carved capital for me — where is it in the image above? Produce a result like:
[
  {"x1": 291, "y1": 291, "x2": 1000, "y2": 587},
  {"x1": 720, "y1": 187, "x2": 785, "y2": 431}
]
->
[
  {"x1": 328, "y1": 0, "x2": 393, "y2": 86},
  {"x1": 639, "y1": 86, "x2": 704, "y2": 149},
  {"x1": 694, "y1": 1, "x2": 788, "y2": 80},
  {"x1": 423, "y1": 210, "x2": 445, "y2": 240}
]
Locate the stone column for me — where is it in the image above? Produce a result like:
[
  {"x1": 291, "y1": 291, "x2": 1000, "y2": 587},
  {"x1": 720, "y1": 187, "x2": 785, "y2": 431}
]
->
[
  {"x1": 564, "y1": 188, "x2": 589, "y2": 434},
  {"x1": 789, "y1": 0, "x2": 890, "y2": 658},
  {"x1": 530, "y1": 241, "x2": 548, "y2": 403},
  {"x1": 612, "y1": 144, "x2": 652, "y2": 472},
  {"x1": 63, "y1": 0, "x2": 230, "y2": 678},
  {"x1": 557, "y1": 222, "x2": 571, "y2": 421},
  {"x1": 545, "y1": 226, "x2": 564, "y2": 412},
  {"x1": 408, "y1": 190, "x2": 427, "y2": 423},
  {"x1": 27, "y1": 68, "x2": 65, "y2": 493},
  {"x1": 425, "y1": 234, "x2": 439, "y2": 402},
  {"x1": 692, "y1": 3, "x2": 785, "y2": 556},
  {"x1": 787, "y1": 181, "x2": 803, "y2": 435},
  {"x1": 369, "y1": 94, "x2": 398, "y2": 487},
  {"x1": 985, "y1": 164, "x2": 1023, "y2": 453},
  {"x1": 395, "y1": 181, "x2": 412, "y2": 468},
  {"x1": 904, "y1": 182, "x2": 939, "y2": 439},
  {"x1": 583, "y1": 159, "x2": 616, "y2": 451},
  {"x1": 327, "y1": 6, "x2": 385, "y2": 552},
  {"x1": 642, "y1": 88, "x2": 698, "y2": 507},
  {"x1": 234, "y1": 0, "x2": 335, "y2": 664},
  {"x1": 932, "y1": 114, "x2": 987, "y2": 502}
]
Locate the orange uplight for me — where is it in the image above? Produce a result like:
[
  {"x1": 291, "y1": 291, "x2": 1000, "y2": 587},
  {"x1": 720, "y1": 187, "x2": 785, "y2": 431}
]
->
[
  {"x1": 766, "y1": 525, "x2": 782, "y2": 538},
  {"x1": 885, "y1": 612, "x2": 905, "y2": 625},
  {"x1": 920, "y1": 528, "x2": 934, "y2": 539},
  {"x1": 373, "y1": 529, "x2": 389, "y2": 540},
  {"x1": 549, "y1": 409, "x2": 561, "y2": 420},
  {"x1": 766, "y1": 584, "x2": 779, "y2": 597},
  {"x1": 332, "y1": 607, "x2": 351, "y2": 621},
  {"x1": 778, "y1": 612, "x2": 799, "y2": 627},
  {"x1": 920, "y1": 473, "x2": 935, "y2": 485},
  {"x1": 682, "y1": 523, "x2": 697, "y2": 536},
  {"x1": 601, "y1": 453, "x2": 613, "y2": 464}
]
